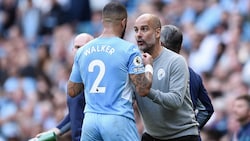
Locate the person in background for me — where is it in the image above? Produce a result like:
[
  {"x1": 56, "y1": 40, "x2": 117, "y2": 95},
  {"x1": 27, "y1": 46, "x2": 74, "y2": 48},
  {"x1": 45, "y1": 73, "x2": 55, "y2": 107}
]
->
[
  {"x1": 67, "y1": 2, "x2": 153, "y2": 141},
  {"x1": 35, "y1": 33, "x2": 94, "y2": 141},
  {"x1": 233, "y1": 94, "x2": 250, "y2": 141},
  {"x1": 134, "y1": 13, "x2": 199, "y2": 141},
  {"x1": 160, "y1": 24, "x2": 214, "y2": 140}
]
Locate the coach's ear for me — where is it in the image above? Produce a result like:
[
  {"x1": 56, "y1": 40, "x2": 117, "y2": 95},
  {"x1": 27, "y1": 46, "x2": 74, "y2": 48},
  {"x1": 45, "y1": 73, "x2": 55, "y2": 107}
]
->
[{"x1": 155, "y1": 27, "x2": 161, "y2": 39}]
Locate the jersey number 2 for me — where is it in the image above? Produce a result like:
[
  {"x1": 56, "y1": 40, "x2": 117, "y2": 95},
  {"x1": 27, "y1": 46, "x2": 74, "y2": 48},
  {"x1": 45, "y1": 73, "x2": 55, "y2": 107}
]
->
[{"x1": 88, "y1": 60, "x2": 106, "y2": 93}]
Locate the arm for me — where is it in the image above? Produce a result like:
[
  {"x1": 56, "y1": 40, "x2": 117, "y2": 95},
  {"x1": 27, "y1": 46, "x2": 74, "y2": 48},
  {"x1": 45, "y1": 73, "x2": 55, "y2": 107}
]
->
[
  {"x1": 147, "y1": 56, "x2": 189, "y2": 110},
  {"x1": 130, "y1": 52, "x2": 153, "y2": 97},
  {"x1": 67, "y1": 56, "x2": 84, "y2": 97},
  {"x1": 35, "y1": 111, "x2": 71, "y2": 138},
  {"x1": 56, "y1": 114, "x2": 71, "y2": 135},
  {"x1": 67, "y1": 81, "x2": 84, "y2": 97},
  {"x1": 130, "y1": 72, "x2": 152, "y2": 97},
  {"x1": 196, "y1": 77, "x2": 214, "y2": 129}
]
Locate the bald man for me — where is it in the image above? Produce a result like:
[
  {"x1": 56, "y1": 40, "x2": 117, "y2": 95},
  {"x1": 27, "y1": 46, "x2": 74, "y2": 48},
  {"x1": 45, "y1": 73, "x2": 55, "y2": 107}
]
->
[
  {"x1": 161, "y1": 25, "x2": 214, "y2": 140},
  {"x1": 72, "y1": 33, "x2": 94, "y2": 55},
  {"x1": 35, "y1": 33, "x2": 94, "y2": 141},
  {"x1": 134, "y1": 13, "x2": 199, "y2": 141}
]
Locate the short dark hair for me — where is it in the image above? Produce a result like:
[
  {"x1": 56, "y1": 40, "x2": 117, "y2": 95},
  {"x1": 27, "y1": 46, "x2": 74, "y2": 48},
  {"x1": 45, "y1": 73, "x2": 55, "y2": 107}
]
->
[
  {"x1": 160, "y1": 25, "x2": 183, "y2": 53},
  {"x1": 236, "y1": 95, "x2": 250, "y2": 108},
  {"x1": 102, "y1": 2, "x2": 127, "y2": 23}
]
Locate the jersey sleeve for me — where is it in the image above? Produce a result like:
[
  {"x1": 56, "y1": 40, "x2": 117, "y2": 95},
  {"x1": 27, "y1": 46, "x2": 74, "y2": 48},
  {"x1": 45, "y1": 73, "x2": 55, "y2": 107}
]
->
[
  {"x1": 196, "y1": 74, "x2": 214, "y2": 129},
  {"x1": 56, "y1": 114, "x2": 71, "y2": 135},
  {"x1": 127, "y1": 45, "x2": 144, "y2": 74},
  {"x1": 69, "y1": 56, "x2": 82, "y2": 83}
]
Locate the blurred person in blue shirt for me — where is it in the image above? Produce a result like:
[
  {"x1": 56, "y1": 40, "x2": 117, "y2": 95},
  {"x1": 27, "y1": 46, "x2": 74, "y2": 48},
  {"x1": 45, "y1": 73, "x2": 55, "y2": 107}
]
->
[{"x1": 233, "y1": 94, "x2": 250, "y2": 141}]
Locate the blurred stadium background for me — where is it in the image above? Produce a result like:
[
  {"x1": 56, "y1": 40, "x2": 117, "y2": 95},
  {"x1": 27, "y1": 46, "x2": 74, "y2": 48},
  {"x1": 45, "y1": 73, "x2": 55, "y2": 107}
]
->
[{"x1": 0, "y1": 0, "x2": 250, "y2": 140}]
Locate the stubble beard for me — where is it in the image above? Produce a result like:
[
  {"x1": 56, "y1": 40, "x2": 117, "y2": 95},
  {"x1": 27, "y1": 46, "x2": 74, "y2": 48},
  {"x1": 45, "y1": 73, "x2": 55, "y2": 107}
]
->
[{"x1": 140, "y1": 43, "x2": 154, "y2": 54}]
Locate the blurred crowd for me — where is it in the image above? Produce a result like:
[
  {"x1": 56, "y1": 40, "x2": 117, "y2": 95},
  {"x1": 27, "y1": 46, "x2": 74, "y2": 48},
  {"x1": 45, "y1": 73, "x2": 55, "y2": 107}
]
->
[{"x1": 0, "y1": 0, "x2": 250, "y2": 141}]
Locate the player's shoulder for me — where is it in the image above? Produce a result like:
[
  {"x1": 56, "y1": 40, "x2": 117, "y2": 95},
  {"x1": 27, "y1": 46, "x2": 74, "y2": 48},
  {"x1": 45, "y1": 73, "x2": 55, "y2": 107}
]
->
[
  {"x1": 117, "y1": 37, "x2": 135, "y2": 46},
  {"x1": 116, "y1": 38, "x2": 138, "y2": 51}
]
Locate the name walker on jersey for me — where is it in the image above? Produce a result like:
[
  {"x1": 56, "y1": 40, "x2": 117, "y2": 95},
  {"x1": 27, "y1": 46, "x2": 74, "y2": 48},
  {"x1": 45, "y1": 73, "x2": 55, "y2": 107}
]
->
[{"x1": 84, "y1": 45, "x2": 115, "y2": 56}]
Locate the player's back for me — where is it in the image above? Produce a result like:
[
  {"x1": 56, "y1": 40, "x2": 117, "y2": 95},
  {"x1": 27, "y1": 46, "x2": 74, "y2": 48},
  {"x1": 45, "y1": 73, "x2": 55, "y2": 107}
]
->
[{"x1": 76, "y1": 36, "x2": 143, "y2": 120}]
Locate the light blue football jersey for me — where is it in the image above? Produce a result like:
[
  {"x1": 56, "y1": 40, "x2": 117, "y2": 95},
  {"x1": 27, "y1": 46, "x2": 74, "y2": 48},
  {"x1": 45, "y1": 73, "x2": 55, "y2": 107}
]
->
[{"x1": 69, "y1": 37, "x2": 144, "y2": 120}]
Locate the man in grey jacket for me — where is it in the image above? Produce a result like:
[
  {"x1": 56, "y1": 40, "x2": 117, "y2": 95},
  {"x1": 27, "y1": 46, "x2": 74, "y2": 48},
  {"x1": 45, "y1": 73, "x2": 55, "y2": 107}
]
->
[
  {"x1": 160, "y1": 24, "x2": 214, "y2": 140},
  {"x1": 134, "y1": 13, "x2": 199, "y2": 141}
]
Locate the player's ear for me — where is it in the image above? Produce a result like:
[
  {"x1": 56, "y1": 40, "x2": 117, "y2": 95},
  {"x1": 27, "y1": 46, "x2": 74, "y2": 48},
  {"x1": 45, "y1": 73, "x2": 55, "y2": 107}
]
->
[{"x1": 121, "y1": 18, "x2": 127, "y2": 28}]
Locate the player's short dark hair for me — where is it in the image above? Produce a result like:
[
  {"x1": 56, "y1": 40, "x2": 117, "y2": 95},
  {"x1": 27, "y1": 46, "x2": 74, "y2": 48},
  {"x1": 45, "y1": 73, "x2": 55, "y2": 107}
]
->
[
  {"x1": 160, "y1": 25, "x2": 183, "y2": 53},
  {"x1": 102, "y1": 2, "x2": 127, "y2": 23}
]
